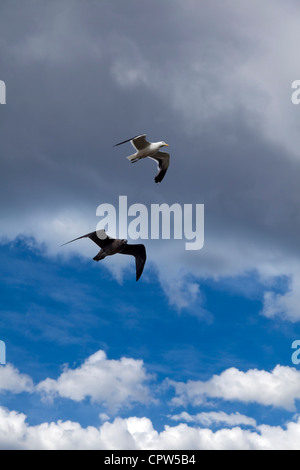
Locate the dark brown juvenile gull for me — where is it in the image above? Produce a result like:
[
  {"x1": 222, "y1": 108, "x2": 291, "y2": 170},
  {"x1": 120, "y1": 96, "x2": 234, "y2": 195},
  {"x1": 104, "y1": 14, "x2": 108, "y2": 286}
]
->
[
  {"x1": 62, "y1": 230, "x2": 146, "y2": 281},
  {"x1": 113, "y1": 134, "x2": 170, "y2": 183}
]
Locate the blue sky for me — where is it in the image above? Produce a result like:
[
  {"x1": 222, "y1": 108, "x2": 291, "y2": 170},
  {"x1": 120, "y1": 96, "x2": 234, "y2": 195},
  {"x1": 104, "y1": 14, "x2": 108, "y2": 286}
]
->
[
  {"x1": 0, "y1": 237, "x2": 299, "y2": 447},
  {"x1": 1, "y1": 0, "x2": 300, "y2": 449}
]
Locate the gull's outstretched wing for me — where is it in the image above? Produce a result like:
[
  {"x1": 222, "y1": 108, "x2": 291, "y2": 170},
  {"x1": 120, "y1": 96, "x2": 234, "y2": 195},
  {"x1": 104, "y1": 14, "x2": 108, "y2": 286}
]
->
[
  {"x1": 61, "y1": 230, "x2": 113, "y2": 249},
  {"x1": 149, "y1": 151, "x2": 170, "y2": 183},
  {"x1": 113, "y1": 134, "x2": 150, "y2": 151},
  {"x1": 120, "y1": 243, "x2": 147, "y2": 281},
  {"x1": 131, "y1": 135, "x2": 150, "y2": 151}
]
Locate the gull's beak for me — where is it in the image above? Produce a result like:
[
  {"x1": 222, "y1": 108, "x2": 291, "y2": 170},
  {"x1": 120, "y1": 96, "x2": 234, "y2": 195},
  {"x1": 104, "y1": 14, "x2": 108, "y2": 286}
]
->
[{"x1": 165, "y1": 143, "x2": 169, "y2": 147}]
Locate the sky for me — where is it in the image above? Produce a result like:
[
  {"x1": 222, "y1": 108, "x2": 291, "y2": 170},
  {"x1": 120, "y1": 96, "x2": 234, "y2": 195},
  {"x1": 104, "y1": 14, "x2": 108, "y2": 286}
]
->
[{"x1": 1, "y1": 0, "x2": 300, "y2": 450}]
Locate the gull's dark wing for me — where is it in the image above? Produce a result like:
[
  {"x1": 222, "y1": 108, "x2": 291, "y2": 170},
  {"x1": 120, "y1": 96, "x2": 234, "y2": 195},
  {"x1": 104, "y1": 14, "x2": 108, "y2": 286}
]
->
[
  {"x1": 149, "y1": 151, "x2": 170, "y2": 183},
  {"x1": 120, "y1": 243, "x2": 147, "y2": 281},
  {"x1": 113, "y1": 135, "x2": 140, "y2": 147},
  {"x1": 61, "y1": 230, "x2": 113, "y2": 249},
  {"x1": 113, "y1": 134, "x2": 150, "y2": 151}
]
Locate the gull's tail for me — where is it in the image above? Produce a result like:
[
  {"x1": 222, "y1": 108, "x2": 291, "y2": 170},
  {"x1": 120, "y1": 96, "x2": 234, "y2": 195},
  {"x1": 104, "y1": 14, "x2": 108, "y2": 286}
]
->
[{"x1": 127, "y1": 154, "x2": 140, "y2": 163}]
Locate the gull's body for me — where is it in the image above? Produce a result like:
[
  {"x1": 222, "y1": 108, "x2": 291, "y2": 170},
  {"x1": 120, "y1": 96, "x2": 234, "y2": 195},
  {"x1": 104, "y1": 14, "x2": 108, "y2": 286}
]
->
[
  {"x1": 62, "y1": 230, "x2": 146, "y2": 281},
  {"x1": 114, "y1": 134, "x2": 170, "y2": 183}
]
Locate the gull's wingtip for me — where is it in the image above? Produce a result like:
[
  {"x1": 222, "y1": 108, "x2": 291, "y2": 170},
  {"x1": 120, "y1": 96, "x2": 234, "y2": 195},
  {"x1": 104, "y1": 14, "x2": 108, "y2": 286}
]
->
[
  {"x1": 113, "y1": 137, "x2": 132, "y2": 147},
  {"x1": 60, "y1": 238, "x2": 78, "y2": 247},
  {"x1": 113, "y1": 135, "x2": 142, "y2": 147},
  {"x1": 60, "y1": 234, "x2": 88, "y2": 247},
  {"x1": 60, "y1": 229, "x2": 107, "y2": 249}
]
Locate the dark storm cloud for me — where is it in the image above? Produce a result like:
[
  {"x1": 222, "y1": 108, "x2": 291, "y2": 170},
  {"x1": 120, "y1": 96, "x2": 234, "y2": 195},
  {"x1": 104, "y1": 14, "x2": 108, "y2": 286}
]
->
[{"x1": 1, "y1": 0, "x2": 300, "y2": 312}]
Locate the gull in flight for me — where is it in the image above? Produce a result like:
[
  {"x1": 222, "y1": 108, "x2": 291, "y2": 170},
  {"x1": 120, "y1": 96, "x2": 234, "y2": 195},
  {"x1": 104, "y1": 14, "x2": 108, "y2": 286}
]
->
[
  {"x1": 114, "y1": 134, "x2": 170, "y2": 183},
  {"x1": 62, "y1": 230, "x2": 146, "y2": 281}
]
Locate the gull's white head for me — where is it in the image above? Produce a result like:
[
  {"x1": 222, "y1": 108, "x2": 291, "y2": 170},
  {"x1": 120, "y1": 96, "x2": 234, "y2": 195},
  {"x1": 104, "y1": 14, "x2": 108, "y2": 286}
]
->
[{"x1": 160, "y1": 141, "x2": 169, "y2": 148}]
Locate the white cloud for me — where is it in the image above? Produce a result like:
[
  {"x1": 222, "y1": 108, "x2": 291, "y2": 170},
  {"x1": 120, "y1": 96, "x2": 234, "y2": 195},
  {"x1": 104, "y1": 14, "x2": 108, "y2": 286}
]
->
[
  {"x1": 2, "y1": 357, "x2": 300, "y2": 449},
  {"x1": 168, "y1": 365, "x2": 300, "y2": 411},
  {"x1": 0, "y1": 364, "x2": 34, "y2": 395},
  {"x1": 169, "y1": 411, "x2": 256, "y2": 428},
  {"x1": 0, "y1": 406, "x2": 107, "y2": 450},
  {"x1": 1, "y1": 408, "x2": 300, "y2": 450},
  {"x1": 37, "y1": 350, "x2": 153, "y2": 412},
  {"x1": 262, "y1": 273, "x2": 300, "y2": 322},
  {"x1": 156, "y1": 263, "x2": 201, "y2": 311}
]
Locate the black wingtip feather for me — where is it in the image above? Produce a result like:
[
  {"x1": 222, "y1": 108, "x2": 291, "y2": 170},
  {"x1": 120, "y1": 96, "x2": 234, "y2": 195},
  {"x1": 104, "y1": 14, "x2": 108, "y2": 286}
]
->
[
  {"x1": 113, "y1": 135, "x2": 139, "y2": 147},
  {"x1": 154, "y1": 170, "x2": 167, "y2": 183}
]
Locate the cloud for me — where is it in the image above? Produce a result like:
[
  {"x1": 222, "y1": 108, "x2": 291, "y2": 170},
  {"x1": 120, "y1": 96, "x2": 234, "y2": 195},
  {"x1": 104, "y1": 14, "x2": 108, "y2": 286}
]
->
[
  {"x1": 0, "y1": 407, "x2": 300, "y2": 450},
  {"x1": 1, "y1": 357, "x2": 300, "y2": 448},
  {"x1": 0, "y1": 364, "x2": 34, "y2": 395},
  {"x1": 37, "y1": 350, "x2": 154, "y2": 412},
  {"x1": 4, "y1": 354, "x2": 300, "y2": 418},
  {"x1": 169, "y1": 411, "x2": 256, "y2": 428},
  {"x1": 262, "y1": 273, "x2": 300, "y2": 322},
  {"x1": 168, "y1": 365, "x2": 300, "y2": 411},
  {"x1": 1, "y1": 0, "x2": 300, "y2": 314},
  {"x1": 0, "y1": 406, "x2": 107, "y2": 450}
]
